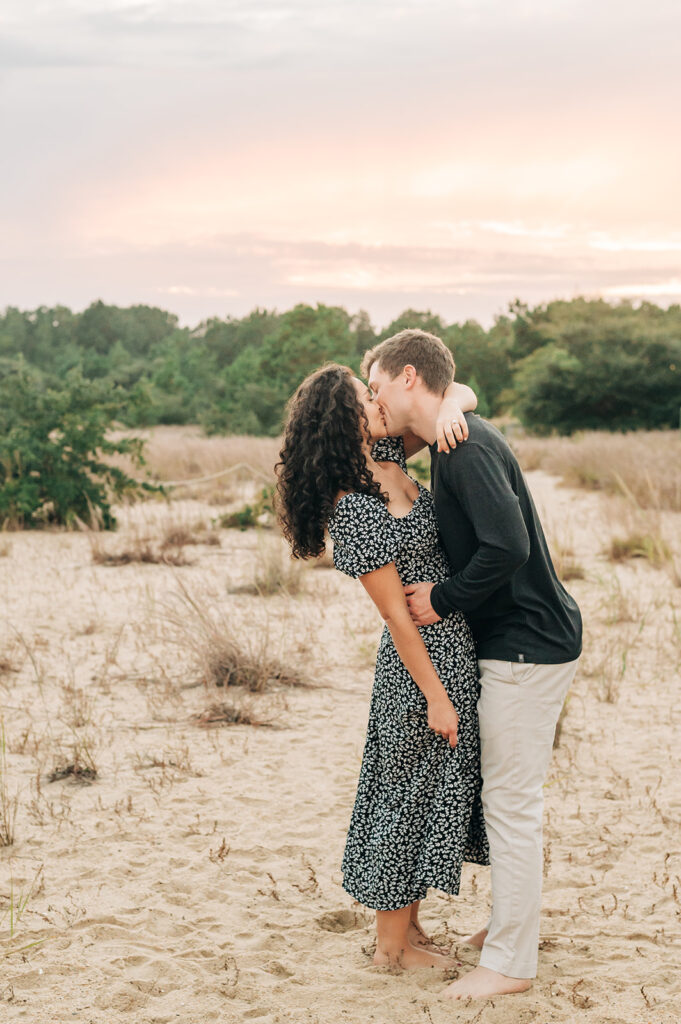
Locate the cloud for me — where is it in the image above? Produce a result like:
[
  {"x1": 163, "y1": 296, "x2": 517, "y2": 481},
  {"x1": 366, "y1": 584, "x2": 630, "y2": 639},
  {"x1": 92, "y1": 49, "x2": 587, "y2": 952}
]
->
[
  {"x1": 602, "y1": 279, "x2": 681, "y2": 298},
  {"x1": 3, "y1": 0, "x2": 681, "y2": 77},
  {"x1": 6, "y1": 229, "x2": 681, "y2": 330},
  {"x1": 478, "y1": 221, "x2": 569, "y2": 240},
  {"x1": 589, "y1": 234, "x2": 681, "y2": 253},
  {"x1": 2, "y1": 0, "x2": 681, "y2": 327}
]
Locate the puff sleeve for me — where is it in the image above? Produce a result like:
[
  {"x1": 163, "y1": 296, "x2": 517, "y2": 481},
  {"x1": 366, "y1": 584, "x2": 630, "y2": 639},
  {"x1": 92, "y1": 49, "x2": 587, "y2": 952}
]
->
[
  {"x1": 370, "y1": 435, "x2": 408, "y2": 472},
  {"x1": 328, "y1": 493, "x2": 399, "y2": 579}
]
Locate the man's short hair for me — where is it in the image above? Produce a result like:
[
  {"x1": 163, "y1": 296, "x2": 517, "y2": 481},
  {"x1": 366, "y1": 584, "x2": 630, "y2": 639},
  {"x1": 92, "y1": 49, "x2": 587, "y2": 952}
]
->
[{"x1": 360, "y1": 329, "x2": 455, "y2": 395}]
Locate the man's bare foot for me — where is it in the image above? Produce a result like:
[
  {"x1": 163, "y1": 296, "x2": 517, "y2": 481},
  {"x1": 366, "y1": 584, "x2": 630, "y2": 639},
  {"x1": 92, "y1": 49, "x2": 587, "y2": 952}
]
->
[
  {"x1": 374, "y1": 943, "x2": 457, "y2": 970},
  {"x1": 465, "y1": 927, "x2": 488, "y2": 950},
  {"x1": 443, "y1": 965, "x2": 532, "y2": 999},
  {"x1": 407, "y1": 921, "x2": 449, "y2": 954}
]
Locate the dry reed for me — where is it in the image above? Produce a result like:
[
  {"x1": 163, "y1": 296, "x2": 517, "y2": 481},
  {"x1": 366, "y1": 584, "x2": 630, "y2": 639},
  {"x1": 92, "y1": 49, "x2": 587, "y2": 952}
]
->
[
  {"x1": 161, "y1": 580, "x2": 309, "y2": 692},
  {"x1": 606, "y1": 532, "x2": 672, "y2": 568},
  {"x1": 48, "y1": 730, "x2": 98, "y2": 784},
  {"x1": 231, "y1": 533, "x2": 306, "y2": 596},
  {"x1": 106, "y1": 426, "x2": 279, "y2": 496},
  {"x1": 89, "y1": 525, "x2": 193, "y2": 567},
  {"x1": 0, "y1": 719, "x2": 19, "y2": 846},
  {"x1": 193, "y1": 700, "x2": 274, "y2": 728},
  {"x1": 513, "y1": 430, "x2": 681, "y2": 511}
]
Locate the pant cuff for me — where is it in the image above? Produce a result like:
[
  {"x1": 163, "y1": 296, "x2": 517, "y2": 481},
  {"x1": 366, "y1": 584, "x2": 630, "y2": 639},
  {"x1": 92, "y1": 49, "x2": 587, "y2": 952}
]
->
[{"x1": 479, "y1": 949, "x2": 537, "y2": 980}]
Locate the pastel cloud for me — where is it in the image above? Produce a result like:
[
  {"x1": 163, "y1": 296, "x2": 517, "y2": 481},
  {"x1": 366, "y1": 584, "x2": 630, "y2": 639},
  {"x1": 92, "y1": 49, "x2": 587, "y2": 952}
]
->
[{"x1": 1, "y1": 0, "x2": 680, "y2": 326}]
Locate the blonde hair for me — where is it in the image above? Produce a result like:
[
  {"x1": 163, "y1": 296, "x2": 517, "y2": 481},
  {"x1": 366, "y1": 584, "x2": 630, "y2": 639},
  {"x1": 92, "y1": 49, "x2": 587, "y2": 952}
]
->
[{"x1": 360, "y1": 329, "x2": 455, "y2": 394}]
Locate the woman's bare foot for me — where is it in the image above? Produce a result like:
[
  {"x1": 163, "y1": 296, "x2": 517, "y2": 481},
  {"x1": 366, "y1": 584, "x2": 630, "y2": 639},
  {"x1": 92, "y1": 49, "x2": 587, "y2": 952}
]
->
[
  {"x1": 443, "y1": 965, "x2": 532, "y2": 999},
  {"x1": 465, "y1": 927, "x2": 488, "y2": 950},
  {"x1": 407, "y1": 920, "x2": 450, "y2": 954},
  {"x1": 374, "y1": 943, "x2": 457, "y2": 970}
]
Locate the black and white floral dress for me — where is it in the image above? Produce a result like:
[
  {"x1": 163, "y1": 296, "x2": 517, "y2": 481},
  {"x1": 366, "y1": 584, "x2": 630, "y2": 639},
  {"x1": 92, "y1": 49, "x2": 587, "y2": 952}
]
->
[{"x1": 327, "y1": 437, "x2": 489, "y2": 912}]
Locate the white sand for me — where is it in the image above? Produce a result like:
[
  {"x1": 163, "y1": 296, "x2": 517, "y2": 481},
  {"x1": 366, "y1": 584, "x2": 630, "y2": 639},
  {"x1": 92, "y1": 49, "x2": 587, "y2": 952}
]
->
[{"x1": 1, "y1": 474, "x2": 680, "y2": 1023}]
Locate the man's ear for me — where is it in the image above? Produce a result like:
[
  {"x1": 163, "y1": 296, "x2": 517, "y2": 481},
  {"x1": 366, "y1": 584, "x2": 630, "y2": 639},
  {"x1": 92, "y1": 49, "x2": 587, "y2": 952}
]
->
[{"x1": 403, "y1": 364, "x2": 418, "y2": 389}]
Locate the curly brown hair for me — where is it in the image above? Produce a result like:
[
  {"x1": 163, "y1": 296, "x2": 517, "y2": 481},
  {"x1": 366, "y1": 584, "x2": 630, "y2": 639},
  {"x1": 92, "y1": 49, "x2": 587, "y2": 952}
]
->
[{"x1": 275, "y1": 363, "x2": 386, "y2": 559}]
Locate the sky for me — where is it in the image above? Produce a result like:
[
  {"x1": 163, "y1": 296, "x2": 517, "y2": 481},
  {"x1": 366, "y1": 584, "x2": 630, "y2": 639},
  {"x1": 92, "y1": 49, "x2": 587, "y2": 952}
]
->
[{"x1": 2, "y1": 0, "x2": 680, "y2": 329}]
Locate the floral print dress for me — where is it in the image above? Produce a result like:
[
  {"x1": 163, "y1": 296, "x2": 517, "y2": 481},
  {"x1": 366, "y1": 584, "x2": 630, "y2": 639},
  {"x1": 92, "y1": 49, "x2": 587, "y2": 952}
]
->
[{"x1": 327, "y1": 437, "x2": 489, "y2": 911}]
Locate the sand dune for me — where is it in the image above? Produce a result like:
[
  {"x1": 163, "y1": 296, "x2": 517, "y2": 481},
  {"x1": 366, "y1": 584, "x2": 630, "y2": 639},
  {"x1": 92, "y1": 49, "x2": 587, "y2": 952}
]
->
[{"x1": 1, "y1": 474, "x2": 680, "y2": 1023}]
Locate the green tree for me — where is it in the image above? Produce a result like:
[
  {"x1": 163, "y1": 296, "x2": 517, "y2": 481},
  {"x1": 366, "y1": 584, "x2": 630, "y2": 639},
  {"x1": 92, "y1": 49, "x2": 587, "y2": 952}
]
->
[
  {"x1": 378, "y1": 309, "x2": 447, "y2": 341},
  {"x1": 444, "y1": 317, "x2": 514, "y2": 415},
  {"x1": 511, "y1": 300, "x2": 681, "y2": 432},
  {"x1": 208, "y1": 304, "x2": 356, "y2": 434}
]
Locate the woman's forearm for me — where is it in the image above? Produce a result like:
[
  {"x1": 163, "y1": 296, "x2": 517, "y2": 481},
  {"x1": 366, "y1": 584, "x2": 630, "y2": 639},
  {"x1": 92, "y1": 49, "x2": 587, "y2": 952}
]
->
[
  {"x1": 383, "y1": 608, "x2": 450, "y2": 705},
  {"x1": 444, "y1": 380, "x2": 477, "y2": 412},
  {"x1": 359, "y1": 562, "x2": 458, "y2": 741}
]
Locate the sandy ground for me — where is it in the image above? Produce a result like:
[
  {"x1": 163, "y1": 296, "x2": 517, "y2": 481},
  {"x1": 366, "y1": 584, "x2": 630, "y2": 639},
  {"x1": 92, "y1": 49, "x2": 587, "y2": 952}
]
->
[{"x1": 1, "y1": 473, "x2": 680, "y2": 1024}]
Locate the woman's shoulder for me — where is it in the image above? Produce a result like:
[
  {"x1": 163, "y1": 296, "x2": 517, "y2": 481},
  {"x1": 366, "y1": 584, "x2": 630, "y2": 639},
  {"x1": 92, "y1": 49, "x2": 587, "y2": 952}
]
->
[
  {"x1": 329, "y1": 489, "x2": 391, "y2": 532},
  {"x1": 328, "y1": 491, "x2": 398, "y2": 579}
]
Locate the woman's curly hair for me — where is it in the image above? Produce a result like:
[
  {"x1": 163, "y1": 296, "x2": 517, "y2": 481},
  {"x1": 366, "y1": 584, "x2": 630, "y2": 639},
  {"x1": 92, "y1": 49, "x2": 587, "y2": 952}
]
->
[{"x1": 276, "y1": 363, "x2": 386, "y2": 559}]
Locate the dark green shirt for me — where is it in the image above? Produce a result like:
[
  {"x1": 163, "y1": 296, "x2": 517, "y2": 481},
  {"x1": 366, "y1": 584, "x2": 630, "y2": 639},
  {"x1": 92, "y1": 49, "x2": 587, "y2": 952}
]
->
[{"x1": 429, "y1": 414, "x2": 582, "y2": 664}]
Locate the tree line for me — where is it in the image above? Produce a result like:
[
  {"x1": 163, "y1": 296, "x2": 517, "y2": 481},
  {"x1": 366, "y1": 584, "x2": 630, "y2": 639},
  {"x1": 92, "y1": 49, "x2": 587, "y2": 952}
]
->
[{"x1": 1, "y1": 297, "x2": 680, "y2": 437}]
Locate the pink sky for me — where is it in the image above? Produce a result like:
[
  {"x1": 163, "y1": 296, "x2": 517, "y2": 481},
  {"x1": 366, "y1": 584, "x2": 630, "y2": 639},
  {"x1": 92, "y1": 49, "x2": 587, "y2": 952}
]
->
[{"x1": 2, "y1": 0, "x2": 680, "y2": 328}]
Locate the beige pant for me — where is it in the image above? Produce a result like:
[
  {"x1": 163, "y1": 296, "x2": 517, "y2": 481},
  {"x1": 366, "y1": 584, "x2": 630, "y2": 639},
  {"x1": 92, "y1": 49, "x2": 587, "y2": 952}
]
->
[{"x1": 477, "y1": 657, "x2": 579, "y2": 979}]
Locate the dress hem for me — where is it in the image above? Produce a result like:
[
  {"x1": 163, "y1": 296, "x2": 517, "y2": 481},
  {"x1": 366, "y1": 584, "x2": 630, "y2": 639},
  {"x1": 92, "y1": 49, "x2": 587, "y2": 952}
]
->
[{"x1": 342, "y1": 881, "x2": 460, "y2": 913}]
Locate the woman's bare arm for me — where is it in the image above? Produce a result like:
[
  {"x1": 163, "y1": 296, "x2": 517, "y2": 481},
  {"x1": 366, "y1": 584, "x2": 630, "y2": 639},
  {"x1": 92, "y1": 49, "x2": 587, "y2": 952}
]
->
[{"x1": 359, "y1": 562, "x2": 458, "y2": 746}]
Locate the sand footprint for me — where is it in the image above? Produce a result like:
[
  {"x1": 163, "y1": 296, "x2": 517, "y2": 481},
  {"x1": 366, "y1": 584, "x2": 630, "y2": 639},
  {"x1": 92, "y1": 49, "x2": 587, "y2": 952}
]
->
[{"x1": 316, "y1": 908, "x2": 367, "y2": 932}]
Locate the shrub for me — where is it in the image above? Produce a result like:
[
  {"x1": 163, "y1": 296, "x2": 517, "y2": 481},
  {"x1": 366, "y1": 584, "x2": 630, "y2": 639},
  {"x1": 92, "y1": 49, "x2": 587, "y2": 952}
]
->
[
  {"x1": 0, "y1": 366, "x2": 160, "y2": 528},
  {"x1": 162, "y1": 582, "x2": 309, "y2": 692},
  {"x1": 217, "y1": 485, "x2": 275, "y2": 530}
]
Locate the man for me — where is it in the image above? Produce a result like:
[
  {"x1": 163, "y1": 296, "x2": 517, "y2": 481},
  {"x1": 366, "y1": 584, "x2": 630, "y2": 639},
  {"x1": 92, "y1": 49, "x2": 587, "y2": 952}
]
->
[{"x1": 362, "y1": 329, "x2": 582, "y2": 1000}]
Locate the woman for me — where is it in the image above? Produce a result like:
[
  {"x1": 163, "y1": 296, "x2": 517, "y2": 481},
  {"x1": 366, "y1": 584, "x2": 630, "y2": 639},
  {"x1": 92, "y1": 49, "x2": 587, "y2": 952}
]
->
[{"x1": 276, "y1": 364, "x2": 489, "y2": 969}]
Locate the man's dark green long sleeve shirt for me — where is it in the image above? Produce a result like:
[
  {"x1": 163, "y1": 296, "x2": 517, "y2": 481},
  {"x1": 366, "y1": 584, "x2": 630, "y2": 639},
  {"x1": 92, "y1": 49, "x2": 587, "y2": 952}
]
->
[{"x1": 429, "y1": 414, "x2": 582, "y2": 664}]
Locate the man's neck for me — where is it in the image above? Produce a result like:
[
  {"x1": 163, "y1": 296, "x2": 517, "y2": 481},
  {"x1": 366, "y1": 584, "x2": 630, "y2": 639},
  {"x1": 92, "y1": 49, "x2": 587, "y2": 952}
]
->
[{"x1": 405, "y1": 392, "x2": 441, "y2": 447}]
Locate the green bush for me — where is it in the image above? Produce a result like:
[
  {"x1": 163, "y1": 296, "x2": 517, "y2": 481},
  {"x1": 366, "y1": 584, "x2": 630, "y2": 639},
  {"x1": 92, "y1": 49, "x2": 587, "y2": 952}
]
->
[
  {"x1": 0, "y1": 366, "x2": 159, "y2": 528},
  {"x1": 217, "y1": 486, "x2": 275, "y2": 530}
]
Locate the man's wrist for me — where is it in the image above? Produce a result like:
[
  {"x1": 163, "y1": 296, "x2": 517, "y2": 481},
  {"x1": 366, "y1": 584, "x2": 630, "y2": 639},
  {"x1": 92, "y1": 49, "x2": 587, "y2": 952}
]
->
[{"x1": 429, "y1": 582, "x2": 446, "y2": 619}]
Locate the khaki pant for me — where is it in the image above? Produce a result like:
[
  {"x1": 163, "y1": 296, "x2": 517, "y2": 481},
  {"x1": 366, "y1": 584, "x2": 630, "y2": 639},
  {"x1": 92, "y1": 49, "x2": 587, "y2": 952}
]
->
[{"x1": 477, "y1": 657, "x2": 579, "y2": 979}]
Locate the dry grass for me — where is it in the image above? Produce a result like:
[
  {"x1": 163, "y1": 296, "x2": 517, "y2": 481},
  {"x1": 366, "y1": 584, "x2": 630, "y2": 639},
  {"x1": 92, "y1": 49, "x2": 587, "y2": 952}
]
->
[
  {"x1": 162, "y1": 581, "x2": 309, "y2": 692},
  {"x1": 161, "y1": 520, "x2": 220, "y2": 548},
  {"x1": 599, "y1": 499, "x2": 677, "y2": 572},
  {"x1": 59, "y1": 678, "x2": 95, "y2": 732},
  {"x1": 91, "y1": 537, "x2": 192, "y2": 567},
  {"x1": 669, "y1": 556, "x2": 681, "y2": 588},
  {"x1": 0, "y1": 865, "x2": 46, "y2": 958},
  {"x1": 88, "y1": 517, "x2": 198, "y2": 567},
  {"x1": 0, "y1": 644, "x2": 22, "y2": 678},
  {"x1": 47, "y1": 732, "x2": 98, "y2": 785},
  {"x1": 193, "y1": 700, "x2": 274, "y2": 728},
  {"x1": 513, "y1": 429, "x2": 681, "y2": 511},
  {"x1": 106, "y1": 426, "x2": 279, "y2": 502},
  {"x1": 87, "y1": 510, "x2": 220, "y2": 569},
  {"x1": 541, "y1": 517, "x2": 586, "y2": 583},
  {"x1": 550, "y1": 539, "x2": 586, "y2": 582},
  {"x1": 133, "y1": 745, "x2": 200, "y2": 776},
  {"x1": 606, "y1": 532, "x2": 673, "y2": 568},
  {"x1": 231, "y1": 533, "x2": 306, "y2": 597},
  {"x1": 580, "y1": 625, "x2": 643, "y2": 704},
  {"x1": 595, "y1": 572, "x2": 641, "y2": 625},
  {"x1": 0, "y1": 719, "x2": 19, "y2": 846},
  {"x1": 0, "y1": 538, "x2": 11, "y2": 558}
]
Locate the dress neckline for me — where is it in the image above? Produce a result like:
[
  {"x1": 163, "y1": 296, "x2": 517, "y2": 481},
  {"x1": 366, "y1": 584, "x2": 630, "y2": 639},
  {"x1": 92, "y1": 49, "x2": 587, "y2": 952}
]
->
[{"x1": 332, "y1": 480, "x2": 426, "y2": 522}]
